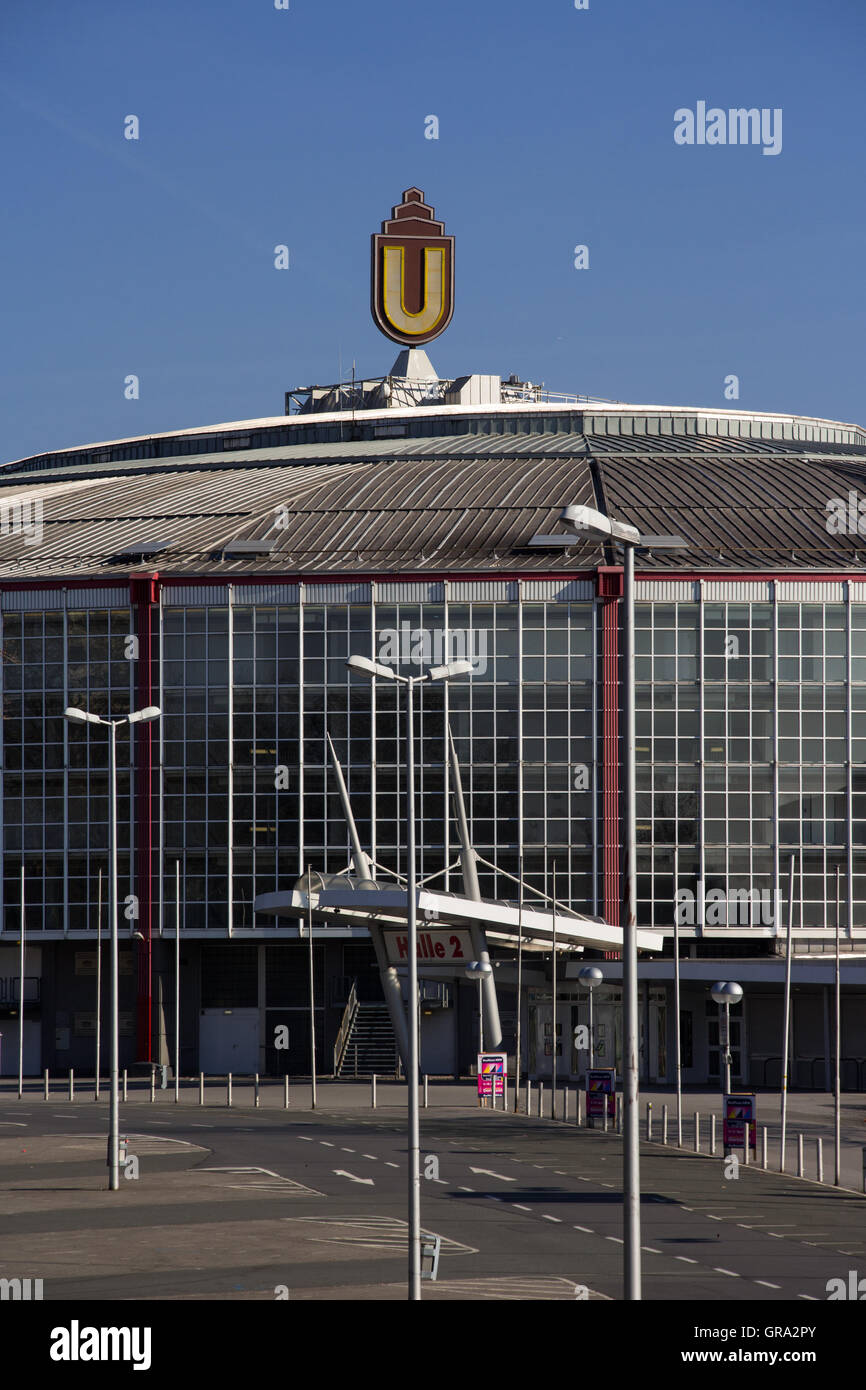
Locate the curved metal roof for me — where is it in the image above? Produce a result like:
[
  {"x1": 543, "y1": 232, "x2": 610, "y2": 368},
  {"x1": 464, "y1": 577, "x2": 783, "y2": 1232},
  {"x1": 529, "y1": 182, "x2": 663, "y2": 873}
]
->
[{"x1": 0, "y1": 413, "x2": 865, "y2": 579}]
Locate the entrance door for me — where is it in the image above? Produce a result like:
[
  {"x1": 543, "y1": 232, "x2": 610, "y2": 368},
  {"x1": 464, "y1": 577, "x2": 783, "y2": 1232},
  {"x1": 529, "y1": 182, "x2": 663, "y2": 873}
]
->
[{"x1": 707, "y1": 1003, "x2": 745, "y2": 1084}]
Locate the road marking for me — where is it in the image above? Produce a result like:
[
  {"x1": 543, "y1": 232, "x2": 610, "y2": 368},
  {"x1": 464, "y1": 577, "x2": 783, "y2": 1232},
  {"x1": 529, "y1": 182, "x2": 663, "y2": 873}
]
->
[
  {"x1": 577, "y1": 1177, "x2": 591, "y2": 1182},
  {"x1": 766, "y1": 1233, "x2": 785, "y2": 1238},
  {"x1": 469, "y1": 1167, "x2": 515, "y2": 1182},
  {"x1": 434, "y1": 1179, "x2": 448, "y2": 1184},
  {"x1": 0, "y1": 1122, "x2": 26, "y2": 1127},
  {"x1": 333, "y1": 1169, "x2": 374, "y2": 1186},
  {"x1": 606, "y1": 1237, "x2": 624, "y2": 1245},
  {"x1": 340, "y1": 1147, "x2": 355, "y2": 1153},
  {"x1": 714, "y1": 1268, "x2": 740, "y2": 1277},
  {"x1": 642, "y1": 1246, "x2": 662, "y2": 1254},
  {"x1": 385, "y1": 1162, "x2": 399, "y2": 1168},
  {"x1": 574, "y1": 1225, "x2": 594, "y2": 1233},
  {"x1": 458, "y1": 1185, "x2": 474, "y2": 1192},
  {"x1": 554, "y1": 1170, "x2": 567, "y2": 1175},
  {"x1": 798, "y1": 1294, "x2": 818, "y2": 1301},
  {"x1": 299, "y1": 1137, "x2": 313, "y2": 1142},
  {"x1": 755, "y1": 1281, "x2": 781, "y2": 1289},
  {"x1": 542, "y1": 1215, "x2": 562, "y2": 1223},
  {"x1": 320, "y1": 1141, "x2": 335, "y2": 1147},
  {"x1": 513, "y1": 1204, "x2": 531, "y2": 1211},
  {"x1": 675, "y1": 1256, "x2": 698, "y2": 1264},
  {"x1": 362, "y1": 1154, "x2": 378, "y2": 1161},
  {"x1": 600, "y1": 1182, "x2": 615, "y2": 1188}
]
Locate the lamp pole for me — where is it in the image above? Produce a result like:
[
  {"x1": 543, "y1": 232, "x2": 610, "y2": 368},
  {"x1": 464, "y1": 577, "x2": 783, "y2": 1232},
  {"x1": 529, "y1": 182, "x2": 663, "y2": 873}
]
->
[
  {"x1": 65, "y1": 704, "x2": 161, "y2": 1191},
  {"x1": 578, "y1": 967, "x2": 603, "y2": 1069},
  {"x1": 17, "y1": 864, "x2": 25, "y2": 1099},
  {"x1": 347, "y1": 653, "x2": 472, "y2": 1300},
  {"x1": 562, "y1": 503, "x2": 686, "y2": 1302}
]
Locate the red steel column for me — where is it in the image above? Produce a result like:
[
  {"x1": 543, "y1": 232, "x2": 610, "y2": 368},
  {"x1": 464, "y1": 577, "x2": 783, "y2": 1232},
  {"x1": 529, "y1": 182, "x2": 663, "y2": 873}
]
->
[
  {"x1": 597, "y1": 567, "x2": 624, "y2": 932},
  {"x1": 130, "y1": 571, "x2": 159, "y2": 1061}
]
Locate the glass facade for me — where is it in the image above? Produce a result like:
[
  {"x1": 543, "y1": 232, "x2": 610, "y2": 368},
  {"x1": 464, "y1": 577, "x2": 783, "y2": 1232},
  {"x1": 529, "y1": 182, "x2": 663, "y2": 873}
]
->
[{"x1": 2, "y1": 589, "x2": 865, "y2": 935}]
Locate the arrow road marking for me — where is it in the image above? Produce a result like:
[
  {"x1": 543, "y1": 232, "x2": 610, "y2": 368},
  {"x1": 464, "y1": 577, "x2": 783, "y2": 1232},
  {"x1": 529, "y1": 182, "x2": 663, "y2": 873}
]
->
[
  {"x1": 333, "y1": 1169, "x2": 375, "y2": 1185},
  {"x1": 469, "y1": 1167, "x2": 516, "y2": 1182}
]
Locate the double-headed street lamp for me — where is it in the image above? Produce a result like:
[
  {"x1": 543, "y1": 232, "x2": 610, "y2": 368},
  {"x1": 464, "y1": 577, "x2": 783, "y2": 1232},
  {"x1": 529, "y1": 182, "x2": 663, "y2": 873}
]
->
[
  {"x1": 346, "y1": 652, "x2": 472, "y2": 1301},
  {"x1": 561, "y1": 502, "x2": 685, "y2": 1302},
  {"x1": 64, "y1": 704, "x2": 161, "y2": 1190}
]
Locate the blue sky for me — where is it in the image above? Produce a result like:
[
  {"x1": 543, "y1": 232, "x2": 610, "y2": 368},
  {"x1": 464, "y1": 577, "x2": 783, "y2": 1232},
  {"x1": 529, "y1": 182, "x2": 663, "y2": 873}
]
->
[{"x1": 1, "y1": 0, "x2": 864, "y2": 461}]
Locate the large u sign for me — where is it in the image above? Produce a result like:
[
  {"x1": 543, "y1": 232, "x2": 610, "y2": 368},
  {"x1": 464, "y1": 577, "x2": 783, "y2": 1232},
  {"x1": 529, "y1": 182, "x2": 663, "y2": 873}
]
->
[{"x1": 371, "y1": 188, "x2": 454, "y2": 346}]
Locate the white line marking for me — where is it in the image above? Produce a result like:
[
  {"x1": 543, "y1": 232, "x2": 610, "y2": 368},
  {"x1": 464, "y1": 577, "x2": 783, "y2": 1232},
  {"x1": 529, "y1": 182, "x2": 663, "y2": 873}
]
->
[
  {"x1": 458, "y1": 1186, "x2": 474, "y2": 1192},
  {"x1": 675, "y1": 1256, "x2": 698, "y2": 1264},
  {"x1": 333, "y1": 1169, "x2": 374, "y2": 1186},
  {"x1": 470, "y1": 1167, "x2": 515, "y2": 1182},
  {"x1": 340, "y1": 1147, "x2": 355, "y2": 1153},
  {"x1": 0, "y1": 1122, "x2": 26, "y2": 1127},
  {"x1": 574, "y1": 1225, "x2": 594, "y2": 1233},
  {"x1": 606, "y1": 1236, "x2": 624, "y2": 1244},
  {"x1": 385, "y1": 1162, "x2": 399, "y2": 1168},
  {"x1": 320, "y1": 1141, "x2": 335, "y2": 1147},
  {"x1": 362, "y1": 1154, "x2": 378, "y2": 1161},
  {"x1": 299, "y1": 1136, "x2": 313, "y2": 1142},
  {"x1": 714, "y1": 1268, "x2": 740, "y2": 1277},
  {"x1": 513, "y1": 1204, "x2": 531, "y2": 1211},
  {"x1": 542, "y1": 1215, "x2": 562, "y2": 1223},
  {"x1": 642, "y1": 1246, "x2": 662, "y2": 1254},
  {"x1": 577, "y1": 1176, "x2": 590, "y2": 1182},
  {"x1": 755, "y1": 1281, "x2": 781, "y2": 1289}
]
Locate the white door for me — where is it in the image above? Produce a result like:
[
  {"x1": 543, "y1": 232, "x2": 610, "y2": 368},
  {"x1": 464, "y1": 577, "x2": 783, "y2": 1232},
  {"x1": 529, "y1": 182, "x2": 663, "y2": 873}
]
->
[{"x1": 199, "y1": 1008, "x2": 259, "y2": 1073}]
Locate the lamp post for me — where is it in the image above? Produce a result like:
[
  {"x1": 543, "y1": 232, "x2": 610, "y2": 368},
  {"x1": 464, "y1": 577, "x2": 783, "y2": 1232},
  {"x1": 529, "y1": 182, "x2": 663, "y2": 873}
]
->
[
  {"x1": 64, "y1": 704, "x2": 161, "y2": 1190},
  {"x1": 347, "y1": 652, "x2": 472, "y2": 1301},
  {"x1": 710, "y1": 981, "x2": 743, "y2": 1096},
  {"x1": 577, "y1": 965, "x2": 604, "y2": 1068},
  {"x1": 465, "y1": 961, "x2": 493, "y2": 1054},
  {"x1": 561, "y1": 502, "x2": 686, "y2": 1302}
]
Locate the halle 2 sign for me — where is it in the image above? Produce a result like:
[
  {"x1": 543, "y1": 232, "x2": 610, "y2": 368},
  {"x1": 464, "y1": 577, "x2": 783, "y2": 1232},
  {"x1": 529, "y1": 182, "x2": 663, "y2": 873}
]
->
[
  {"x1": 371, "y1": 188, "x2": 455, "y2": 346},
  {"x1": 384, "y1": 928, "x2": 471, "y2": 965}
]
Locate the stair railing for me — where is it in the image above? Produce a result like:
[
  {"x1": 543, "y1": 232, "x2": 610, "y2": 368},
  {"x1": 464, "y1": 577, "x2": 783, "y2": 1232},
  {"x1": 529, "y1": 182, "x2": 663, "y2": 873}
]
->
[{"x1": 333, "y1": 979, "x2": 359, "y2": 1075}]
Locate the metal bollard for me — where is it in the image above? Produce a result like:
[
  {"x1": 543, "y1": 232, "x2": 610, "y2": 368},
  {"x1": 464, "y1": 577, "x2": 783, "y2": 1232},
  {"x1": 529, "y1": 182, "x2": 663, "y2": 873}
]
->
[
  {"x1": 199, "y1": 1072, "x2": 204, "y2": 1106},
  {"x1": 371, "y1": 1074, "x2": 377, "y2": 1110},
  {"x1": 861, "y1": 1147, "x2": 866, "y2": 1193},
  {"x1": 150, "y1": 1070, "x2": 155, "y2": 1103},
  {"x1": 69, "y1": 1069, "x2": 74, "y2": 1102},
  {"x1": 563, "y1": 1089, "x2": 569, "y2": 1124},
  {"x1": 662, "y1": 1104, "x2": 668, "y2": 1145},
  {"x1": 284, "y1": 1074, "x2": 290, "y2": 1109},
  {"x1": 537, "y1": 1081, "x2": 544, "y2": 1119},
  {"x1": 646, "y1": 1101, "x2": 653, "y2": 1141},
  {"x1": 603, "y1": 1103, "x2": 609, "y2": 1134},
  {"x1": 123, "y1": 1068, "x2": 127, "y2": 1102},
  {"x1": 743, "y1": 1124, "x2": 749, "y2": 1166},
  {"x1": 423, "y1": 1075, "x2": 428, "y2": 1109},
  {"x1": 43, "y1": 1069, "x2": 49, "y2": 1100},
  {"x1": 694, "y1": 1112, "x2": 700, "y2": 1152},
  {"x1": 227, "y1": 1073, "x2": 232, "y2": 1108},
  {"x1": 616, "y1": 1094, "x2": 623, "y2": 1135},
  {"x1": 797, "y1": 1133, "x2": 804, "y2": 1178},
  {"x1": 254, "y1": 1073, "x2": 260, "y2": 1108},
  {"x1": 710, "y1": 1113, "x2": 716, "y2": 1155},
  {"x1": 526, "y1": 1078, "x2": 532, "y2": 1116},
  {"x1": 817, "y1": 1137, "x2": 824, "y2": 1184},
  {"x1": 762, "y1": 1126, "x2": 768, "y2": 1170}
]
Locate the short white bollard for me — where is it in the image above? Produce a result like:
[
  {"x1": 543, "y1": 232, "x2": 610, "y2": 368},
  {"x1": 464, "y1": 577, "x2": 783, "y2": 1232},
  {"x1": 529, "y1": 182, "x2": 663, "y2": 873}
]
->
[
  {"x1": 526, "y1": 1078, "x2": 532, "y2": 1116},
  {"x1": 423, "y1": 1075, "x2": 428, "y2": 1109},
  {"x1": 122, "y1": 1068, "x2": 127, "y2": 1102},
  {"x1": 69, "y1": 1069, "x2": 74, "y2": 1102},
  {"x1": 227, "y1": 1073, "x2": 232, "y2": 1108},
  {"x1": 563, "y1": 1089, "x2": 569, "y2": 1124},
  {"x1": 762, "y1": 1127, "x2": 768, "y2": 1170},
  {"x1": 662, "y1": 1104, "x2": 668, "y2": 1145},
  {"x1": 646, "y1": 1102, "x2": 653, "y2": 1141},
  {"x1": 694, "y1": 1112, "x2": 701, "y2": 1152},
  {"x1": 43, "y1": 1069, "x2": 49, "y2": 1101},
  {"x1": 537, "y1": 1082, "x2": 544, "y2": 1119},
  {"x1": 199, "y1": 1072, "x2": 204, "y2": 1105},
  {"x1": 284, "y1": 1075, "x2": 290, "y2": 1109},
  {"x1": 710, "y1": 1113, "x2": 716, "y2": 1155},
  {"x1": 817, "y1": 1136, "x2": 824, "y2": 1184},
  {"x1": 150, "y1": 1070, "x2": 155, "y2": 1103},
  {"x1": 371, "y1": 1074, "x2": 377, "y2": 1110},
  {"x1": 616, "y1": 1094, "x2": 623, "y2": 1134},
  {"x1": 797, "y1": 1133, "x2": 804, "y2": 1177}
]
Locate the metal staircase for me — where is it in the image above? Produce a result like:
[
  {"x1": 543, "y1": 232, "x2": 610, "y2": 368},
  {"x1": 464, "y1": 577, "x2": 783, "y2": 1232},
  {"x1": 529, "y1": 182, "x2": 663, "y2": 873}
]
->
[{"x1": 334, "y1": 996, "x2": 398, "y2": 1077}]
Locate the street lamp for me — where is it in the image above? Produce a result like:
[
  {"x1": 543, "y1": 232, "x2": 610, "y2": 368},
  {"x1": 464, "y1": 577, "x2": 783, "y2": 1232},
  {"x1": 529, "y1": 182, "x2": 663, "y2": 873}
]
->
[
  {"x1": 464, "y1": 960, "x2": 493, "y2": 1054},
  {"x1": 561, "y1": 502, "x2": 686, "y2": 1302},
  {"x1": 577, "y1": 965, "x2": 604, "y2": 1068},
  {"x1": 710, "y1": 981, "x2": 743, "y2": 1096},
  {"x1": 64, "y1": 704, "x2": 161, "y2": 1190},
  {"x1": 347, "y1": 651, "x2": 472, "y2": 1301}
]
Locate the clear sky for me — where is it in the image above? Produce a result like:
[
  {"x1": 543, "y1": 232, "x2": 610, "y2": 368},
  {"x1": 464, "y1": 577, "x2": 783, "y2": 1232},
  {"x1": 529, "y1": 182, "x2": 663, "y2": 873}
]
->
[{"x1": 1, "y1": 0, "x2": 864, "y2": 461}]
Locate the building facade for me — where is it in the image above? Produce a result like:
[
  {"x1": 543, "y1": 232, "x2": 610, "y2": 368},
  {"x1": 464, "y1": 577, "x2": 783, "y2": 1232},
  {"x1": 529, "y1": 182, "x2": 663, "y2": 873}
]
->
[{"x1": 1, "y1": 385, "x2": 865, "y2": 1086}]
